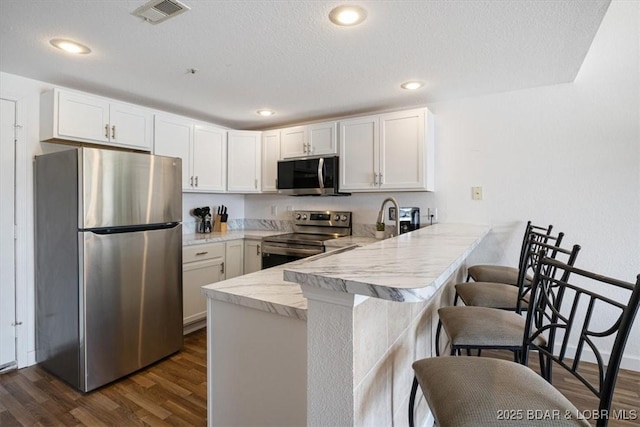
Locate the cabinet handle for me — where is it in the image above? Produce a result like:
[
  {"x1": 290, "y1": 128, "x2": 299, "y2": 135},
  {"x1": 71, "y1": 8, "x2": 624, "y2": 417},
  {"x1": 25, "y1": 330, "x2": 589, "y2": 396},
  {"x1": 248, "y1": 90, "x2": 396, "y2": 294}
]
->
[
  {"x1": 220, "y1": 262, "x2": 225, "y2": 274},
  {"x1": 195, "y1": 251, "x2": 209, "y2": 256},
  {"x1": 195, "y1": 176, "x2": 198, "y2": 187},
  {"x1": 104, "y1": 124, "x2": 109, "y2": 139},
  {"x1": 373, "y1": 172, "x2": 378, "y2": 185},
  {"x1": 379, "y1": 173, "x2": 383, "y2": 186},
  {"x1": 111, "y1": 125, "x2": 116, "y2": 140},
  {"x1": 254, "y1": 179, "x2": 258, "y2": 189},
  {"x1": 256, "y1": 244, "x2": 261, "y2": 256},
  {"x1": 190, "y1": 176, "x2": 194, "y2": 187}
]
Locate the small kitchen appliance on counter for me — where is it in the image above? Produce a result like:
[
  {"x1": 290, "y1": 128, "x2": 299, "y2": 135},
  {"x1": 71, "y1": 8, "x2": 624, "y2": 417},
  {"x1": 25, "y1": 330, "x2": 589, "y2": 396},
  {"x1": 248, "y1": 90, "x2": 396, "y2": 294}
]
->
[
  {"x1": 261, "y1": 210, "x2": 352, "y2": 269},
  {"x1": 193, "y1": 206, "x2": 212, "y2": 233},
  {"x1": 390, "y1": 207, "x2": 421, "y2": 234}
]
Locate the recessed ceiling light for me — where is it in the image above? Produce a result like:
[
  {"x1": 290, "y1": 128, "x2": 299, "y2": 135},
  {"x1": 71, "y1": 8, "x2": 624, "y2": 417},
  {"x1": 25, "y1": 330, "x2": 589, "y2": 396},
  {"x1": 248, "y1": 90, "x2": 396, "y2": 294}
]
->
[
  {"x1": 256, "y1": 109, "x2": 275, "y2": 117},
  {"x1": 329, "y1": 5, "x2": 367, "y2": 26},
  {"x1": 49, "y1": 38, "x2": 91, "y2": 54},
  {"x1": 401, "y1": 81, "x2": 425, "y2": 90}
]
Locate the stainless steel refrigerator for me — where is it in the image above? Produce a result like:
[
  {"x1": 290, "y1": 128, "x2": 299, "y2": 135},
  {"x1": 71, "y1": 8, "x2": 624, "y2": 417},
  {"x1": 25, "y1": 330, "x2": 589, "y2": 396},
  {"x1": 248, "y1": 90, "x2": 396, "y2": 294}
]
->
[{"x1": 35, "y1": 147, "x2": 183, "y2": 392}]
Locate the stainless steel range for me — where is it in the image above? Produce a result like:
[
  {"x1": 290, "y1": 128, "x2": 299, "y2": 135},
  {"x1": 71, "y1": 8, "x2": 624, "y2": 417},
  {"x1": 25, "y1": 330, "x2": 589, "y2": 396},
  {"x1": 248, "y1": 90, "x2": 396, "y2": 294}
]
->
[{"x1": 261, "y1": 210, "x2": 352, "y2": 269}]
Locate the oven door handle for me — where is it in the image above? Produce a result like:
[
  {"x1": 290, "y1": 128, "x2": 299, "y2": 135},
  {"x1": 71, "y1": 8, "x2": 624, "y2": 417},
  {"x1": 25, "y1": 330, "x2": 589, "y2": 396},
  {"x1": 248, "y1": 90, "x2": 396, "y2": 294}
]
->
[
  {"x1": 262, "y1": 246, "x2": 322, "y2": 257},
  {"x1": 317, "y1": 157, "x2": 325, "y2": 190}
]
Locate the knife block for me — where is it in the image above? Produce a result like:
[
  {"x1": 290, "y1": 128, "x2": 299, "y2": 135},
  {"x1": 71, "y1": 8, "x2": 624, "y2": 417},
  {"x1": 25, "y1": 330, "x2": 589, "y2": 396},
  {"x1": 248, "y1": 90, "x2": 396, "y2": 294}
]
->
[{"x1": 213, "y1": 214, "x2": 222, "y2": 232}]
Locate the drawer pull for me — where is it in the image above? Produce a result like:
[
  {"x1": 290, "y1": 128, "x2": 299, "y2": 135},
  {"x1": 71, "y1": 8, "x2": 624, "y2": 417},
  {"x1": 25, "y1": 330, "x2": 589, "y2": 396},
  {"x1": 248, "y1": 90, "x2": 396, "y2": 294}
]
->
[{"x1": 195, "y1": 251, "x2": 209, "y2": 256}]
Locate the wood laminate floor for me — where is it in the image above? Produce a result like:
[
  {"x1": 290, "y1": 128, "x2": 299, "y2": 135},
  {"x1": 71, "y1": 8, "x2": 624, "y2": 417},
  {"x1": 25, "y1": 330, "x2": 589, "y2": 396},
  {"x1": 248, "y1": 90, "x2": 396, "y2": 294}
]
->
[{"x1": 1, "y1": 329, "x2": 638, "y2": 426}]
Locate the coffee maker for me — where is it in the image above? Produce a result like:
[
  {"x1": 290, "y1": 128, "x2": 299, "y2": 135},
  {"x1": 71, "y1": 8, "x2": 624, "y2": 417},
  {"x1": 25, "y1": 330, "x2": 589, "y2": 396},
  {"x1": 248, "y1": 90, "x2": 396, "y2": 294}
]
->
[{"x1": 398, "y1": 207, "x2": 420, "y2": 234}]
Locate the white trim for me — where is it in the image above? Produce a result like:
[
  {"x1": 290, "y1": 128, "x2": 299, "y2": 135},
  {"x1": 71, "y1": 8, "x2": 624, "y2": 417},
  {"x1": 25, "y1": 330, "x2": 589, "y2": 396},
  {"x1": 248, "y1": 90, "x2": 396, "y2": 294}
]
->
[
  {"x1": 1, "y1": 90, "x2": 30, "y2": 368},
  {"x1": 565, "y1": 344, "x2": 640, "y2": 373},
  {"x1": 300, "y1": 284, "x2": 368, "y2": 307}
]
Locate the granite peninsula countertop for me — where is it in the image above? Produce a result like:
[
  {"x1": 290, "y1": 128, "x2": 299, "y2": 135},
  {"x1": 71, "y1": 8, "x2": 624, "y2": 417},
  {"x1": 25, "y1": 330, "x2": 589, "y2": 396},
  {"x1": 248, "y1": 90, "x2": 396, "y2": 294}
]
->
[
  {"x1": 200, "y1": 223, "x2": 489, "y2": 318},
  {"x1": 201, "y1": 245, "x2": 359, "y2": 321},
  {"x1": 283, "y1": 223, "x2": 490, "y2": 303}
]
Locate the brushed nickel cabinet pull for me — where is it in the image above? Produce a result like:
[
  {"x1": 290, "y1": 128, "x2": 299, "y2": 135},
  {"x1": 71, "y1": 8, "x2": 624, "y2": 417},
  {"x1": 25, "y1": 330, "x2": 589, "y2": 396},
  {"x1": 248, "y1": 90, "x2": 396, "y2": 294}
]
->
[
  {"x1": 220, "y1": 262, "x2": 225, "y2": 274},
  {"x1": 195, "y1": 251, "x2": 208, "y2": 256},
  {"x1": 111, "y1": 125, "x2": 116, "y2": 140},
  {"x1": 105, "y1": 124, "x2": 109, "y2": 139}
]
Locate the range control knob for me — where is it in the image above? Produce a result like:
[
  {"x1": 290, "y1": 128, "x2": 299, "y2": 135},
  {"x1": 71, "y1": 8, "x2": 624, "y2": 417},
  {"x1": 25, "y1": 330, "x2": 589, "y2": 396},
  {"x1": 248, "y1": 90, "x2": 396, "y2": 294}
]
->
[
  {"x1": 341, "y1": 215, "x2": 348, "y2": 221},
  {"x1": 302, "y1": 214, "x2": 308, "y2": 220},
  {"x1": 334, "y1": 214, "x2": 341, "y2": 221},
  {"x1": 295, "y1": 213, "x2": 301, "y2": 220}
]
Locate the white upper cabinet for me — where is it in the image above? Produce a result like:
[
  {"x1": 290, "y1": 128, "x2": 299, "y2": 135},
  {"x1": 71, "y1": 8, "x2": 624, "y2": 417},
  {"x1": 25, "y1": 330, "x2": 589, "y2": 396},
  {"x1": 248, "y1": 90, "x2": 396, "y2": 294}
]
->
[
  {"x1": 280, "y1": 121, "x2": 337, "y2": 159},
  {"x1": 154, "y1": 114, "x2": 193, "y2": 189},
  {"x1": 227, "y1": 131, "x2": 262, "y2": 193},
  {"x1": 339, "y1": 116, "x2": 379, "y2": 191},
  {"x1": 154, "y1": 114, "x2": 227, "y2": 192},
  {"x1": 339, "y1": 108, "x2": 434, "y2": 192},
  {"x1": 193, "y1": 124, "x2": 227, "y2": 192},
  {"x1": 40, "y1": 88, "x2": 153, "y2": 151},
  {"x1": 262, "y1": 130, "x2": 281, "y2": 192}
]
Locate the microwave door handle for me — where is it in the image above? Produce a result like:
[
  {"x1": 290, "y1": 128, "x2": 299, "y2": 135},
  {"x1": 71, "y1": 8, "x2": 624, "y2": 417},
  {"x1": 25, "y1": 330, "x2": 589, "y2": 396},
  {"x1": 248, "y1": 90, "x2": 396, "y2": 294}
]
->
[{"x1": 317, "y1": 157, "x2": 325, "y2": 189}]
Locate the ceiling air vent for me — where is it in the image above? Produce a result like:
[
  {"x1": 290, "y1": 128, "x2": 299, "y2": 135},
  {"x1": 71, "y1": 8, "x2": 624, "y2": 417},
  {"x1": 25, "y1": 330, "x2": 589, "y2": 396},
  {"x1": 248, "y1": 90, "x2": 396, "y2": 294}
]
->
[{"x1": 132, "y1": 0, "x2": 190, "y2": 24}]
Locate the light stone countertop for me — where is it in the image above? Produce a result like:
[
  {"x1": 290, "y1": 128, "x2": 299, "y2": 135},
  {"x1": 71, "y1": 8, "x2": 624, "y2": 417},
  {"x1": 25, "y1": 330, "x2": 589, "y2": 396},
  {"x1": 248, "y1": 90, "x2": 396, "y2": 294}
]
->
[
  {"x1": 201, "y1": 245, "x2": 360, "y2": 320},
  {"x1": 283, "y1": 223, "x2": 490, "y2": 303},
  {"x1": 183, "y1": 230, "x2": 286, "y2": 245},
  {"x1": 324, "y1": 236, "x2": 380, "y2": 248}
]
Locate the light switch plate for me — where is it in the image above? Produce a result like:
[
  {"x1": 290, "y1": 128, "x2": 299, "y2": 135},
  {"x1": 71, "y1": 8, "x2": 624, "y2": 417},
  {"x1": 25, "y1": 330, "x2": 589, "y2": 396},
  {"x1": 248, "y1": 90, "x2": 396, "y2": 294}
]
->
[{"x1": 472, "y1": 186, "x2": 483, "y2": 200}]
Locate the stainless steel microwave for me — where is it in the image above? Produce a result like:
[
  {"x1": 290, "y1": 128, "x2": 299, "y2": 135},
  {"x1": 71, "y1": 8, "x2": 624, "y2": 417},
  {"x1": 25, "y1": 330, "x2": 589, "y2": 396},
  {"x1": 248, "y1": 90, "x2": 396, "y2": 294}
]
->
[{"x1": 277, "y1": 156, "x2": 349, "y2": 196}]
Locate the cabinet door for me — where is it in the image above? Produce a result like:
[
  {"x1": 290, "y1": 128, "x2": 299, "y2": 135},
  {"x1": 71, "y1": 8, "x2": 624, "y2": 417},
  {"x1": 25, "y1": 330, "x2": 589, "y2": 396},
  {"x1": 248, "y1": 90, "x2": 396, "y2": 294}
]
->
[
  {"x1": 262, "y1": 130, "x2": 280, "y2": 192},
  {"x1": 379, "y1": 109, "x2": 426, "y2": 190},
  {"x1": 183, "y1": 257, "x2": 223, "y2": 325},
  {"x1": 280, "y1": 126, "x2": 307, "y2": 159},
  {"x1": 227, "y1": 131, "x2": 262, "y2": 193},
  {"x1": 308, "y1": 121, "x2": 337, "y2": 156},
  {"x1": 109, "y1": 102, "x2": 153, "y2": 151},
  {"x1": 244, "y1": 240, "x2": 262, "y2": 274},
  {"x1": 154, "y1": 114, "x2": 193, "y2": 190},
  {"x1": 193, "y1": 125, "x2": 226, "y2": 192},
  {"x1": 224, "y1": 240, "x2": 244, "y2": 279},
  {"x1": 339, "y1": 116, "x2": 379, "y2": 191},
  {"x1": 57, "y1": 90, "x2": 110, "y2": 143}
]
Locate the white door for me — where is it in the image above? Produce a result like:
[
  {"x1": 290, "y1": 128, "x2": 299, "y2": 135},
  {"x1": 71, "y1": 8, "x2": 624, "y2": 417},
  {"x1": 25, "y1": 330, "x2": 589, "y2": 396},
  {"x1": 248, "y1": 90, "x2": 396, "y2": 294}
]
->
[
  {"x1": 379, "y1": 109, "x2": 425, "y2": 190},
  {"x1": 0, "y1": 99, "x2": 16, "y2": 370},
  {"x1": 339, "y1": 116, "x2": 379, "y2": 191},
  {"x1": 57, "y1": 90, "x2": 110, "y2": 143},
  {"x1": 224, "y1": 240, "x2": 244, "y2": 279},
  {"x1": 154, "y1": 114, "x2": 193, "y2": 190},
  {"x1": 227, "y1": 131, "x2": 261, "y2": 192},
  {"x1": 244, "y1": 240, "x2": 262, "y2": 274},
  {"x1": 280, "y1": 126, "x2": 307, "y2": 158},
  {"x1": 193, "y1": 125, "x2": 226, "y2": 192},
  {"x1": 109, "y1": 102, "x2": 153, "y2": 151},
  {"x1": 308, "y1": 121, "x2": 337, "y2": 156},
  {"x1": 261, "y1": 130, "x2": 280, "y2": 192}
]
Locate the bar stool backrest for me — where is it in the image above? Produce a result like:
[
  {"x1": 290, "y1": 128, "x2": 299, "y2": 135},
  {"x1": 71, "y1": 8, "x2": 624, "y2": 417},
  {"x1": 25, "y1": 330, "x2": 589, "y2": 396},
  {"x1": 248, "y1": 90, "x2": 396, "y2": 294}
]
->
[{"x1": 523, "y1": 256, "x2": 640, "y2": 427}]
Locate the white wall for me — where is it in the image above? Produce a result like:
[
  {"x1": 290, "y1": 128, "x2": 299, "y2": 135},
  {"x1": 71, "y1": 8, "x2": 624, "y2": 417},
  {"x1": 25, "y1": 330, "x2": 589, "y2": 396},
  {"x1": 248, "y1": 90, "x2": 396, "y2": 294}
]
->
[{"x1": 245, "y1": 0, "x2": 640, "y2": 368}]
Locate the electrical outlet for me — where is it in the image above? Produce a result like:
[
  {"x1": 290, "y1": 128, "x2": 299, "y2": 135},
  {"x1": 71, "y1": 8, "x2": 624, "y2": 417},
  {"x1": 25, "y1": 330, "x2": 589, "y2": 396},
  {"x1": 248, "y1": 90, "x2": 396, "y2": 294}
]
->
[
  {"x1": 428, "y1": 208, "x2": 438, "y2": 222},
  {"x1": 472, "y1": 186, "x2": 483, "y2": 200}
]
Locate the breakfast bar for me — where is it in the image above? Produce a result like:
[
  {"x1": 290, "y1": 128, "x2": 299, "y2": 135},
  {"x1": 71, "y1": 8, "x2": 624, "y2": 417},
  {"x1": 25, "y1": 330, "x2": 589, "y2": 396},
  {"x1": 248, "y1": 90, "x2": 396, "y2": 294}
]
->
[{"x1": 201, "y1": 223, "x2": 490, "y2": 426}]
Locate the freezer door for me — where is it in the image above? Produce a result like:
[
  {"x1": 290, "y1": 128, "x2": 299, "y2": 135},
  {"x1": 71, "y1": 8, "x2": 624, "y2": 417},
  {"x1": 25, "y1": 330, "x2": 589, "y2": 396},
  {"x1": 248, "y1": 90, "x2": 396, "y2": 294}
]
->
[
  {"x1": 81, "y1": 147, "x2": 182, "y2": 228},
  {"x1": 81, "y1": 224, "x2": 183, "y2": 391}
]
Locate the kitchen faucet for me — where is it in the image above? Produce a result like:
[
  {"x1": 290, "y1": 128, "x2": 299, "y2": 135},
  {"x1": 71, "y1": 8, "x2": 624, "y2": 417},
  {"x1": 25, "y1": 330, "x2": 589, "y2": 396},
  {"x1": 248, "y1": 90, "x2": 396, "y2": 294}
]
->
[{"x1": 377, "y1": 197, "x2": 400, "y2": 237}]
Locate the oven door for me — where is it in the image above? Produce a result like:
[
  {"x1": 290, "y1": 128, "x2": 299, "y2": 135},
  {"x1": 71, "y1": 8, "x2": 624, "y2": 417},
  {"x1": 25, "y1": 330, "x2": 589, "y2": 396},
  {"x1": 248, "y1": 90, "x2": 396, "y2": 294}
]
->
[{"x1": 261, "y1": 242, "x2": 323, "y2": 269}]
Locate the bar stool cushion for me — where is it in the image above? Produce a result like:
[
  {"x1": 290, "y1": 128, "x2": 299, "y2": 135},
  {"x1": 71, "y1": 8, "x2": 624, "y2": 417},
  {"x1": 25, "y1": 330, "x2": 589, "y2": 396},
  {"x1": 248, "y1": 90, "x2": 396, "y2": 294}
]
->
[
  {"x1": 455, "y1": 282, "x2": 527, "y2": 309},
  {"x1": 412, "y1": 357, "x2": 589, "y2": 426},
  {"x1": 467, "y1": 265, "x2": 524, "y2": 286},
  {"x1": 438, "y1": 306, "x2": 545, "y2": 348}
]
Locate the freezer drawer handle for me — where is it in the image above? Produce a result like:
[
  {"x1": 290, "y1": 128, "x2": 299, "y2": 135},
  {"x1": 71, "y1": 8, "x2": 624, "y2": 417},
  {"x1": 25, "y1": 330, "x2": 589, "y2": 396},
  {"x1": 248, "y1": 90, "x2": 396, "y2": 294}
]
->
[{"x1": 195, "y1": 251, "x2": 209, "y2": 256}]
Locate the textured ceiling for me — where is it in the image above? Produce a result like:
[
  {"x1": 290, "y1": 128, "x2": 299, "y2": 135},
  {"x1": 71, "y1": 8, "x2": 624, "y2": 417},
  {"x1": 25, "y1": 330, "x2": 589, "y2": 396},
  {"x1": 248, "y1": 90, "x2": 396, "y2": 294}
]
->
[{"x1": 0, "y1": 0, "x2": 610, "y2": 129}]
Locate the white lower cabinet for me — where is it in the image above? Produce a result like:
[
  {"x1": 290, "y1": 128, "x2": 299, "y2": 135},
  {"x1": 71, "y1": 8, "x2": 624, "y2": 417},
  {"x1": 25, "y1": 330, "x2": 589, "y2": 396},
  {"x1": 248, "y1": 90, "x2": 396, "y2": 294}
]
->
[
  {"x1": 244, "y1": 239, "x2": 262, "y2": 274},
  {"x1": 182, "y1": 243, "x2": 225, "y2": 328},
  {"x1": 224, "y1": 240, "x2": 244, "y2": 279}
]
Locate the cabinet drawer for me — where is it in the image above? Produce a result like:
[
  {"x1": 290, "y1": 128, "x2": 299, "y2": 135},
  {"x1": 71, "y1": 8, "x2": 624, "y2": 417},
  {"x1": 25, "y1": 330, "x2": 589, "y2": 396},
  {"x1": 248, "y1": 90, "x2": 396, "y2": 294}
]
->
[{"x1": 183, "y1": 242, "x2": 225, "y2": 263}]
